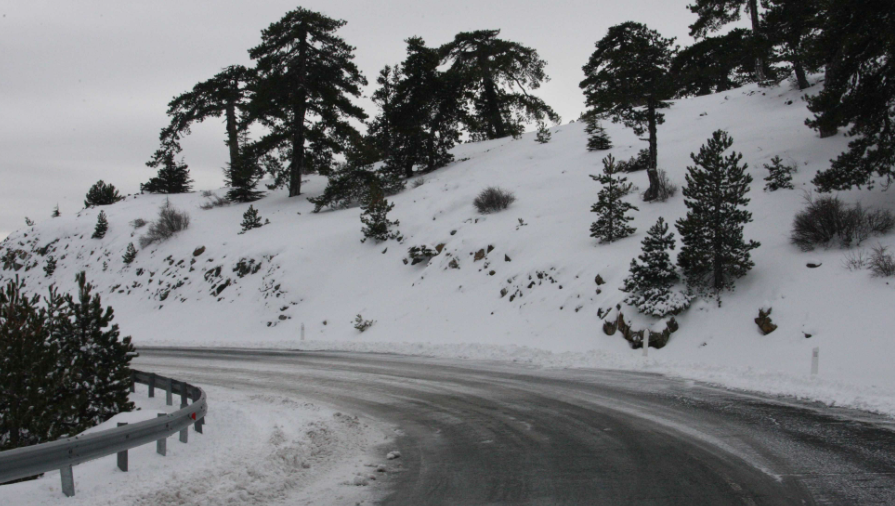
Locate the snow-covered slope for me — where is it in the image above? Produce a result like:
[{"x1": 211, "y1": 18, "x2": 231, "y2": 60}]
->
[{"x1": 4, "y1": 80, "x2": 895, "y2": 414}]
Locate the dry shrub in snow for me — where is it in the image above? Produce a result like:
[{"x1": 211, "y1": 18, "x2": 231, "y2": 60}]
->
[
  {"x1": 140, "y1": 201, "x2": 190, "y2": 247},
  {"x1": 651, "y1": 169, "x2": 677, "y2": 202},
  {"x1": 199, "y1": 193, "x2": 230, "y2": 210},
  {"x1": 130, "y1": 218, "x2": 147, "y2": 229},
  {"x1": 791, "y1": 195, "x2": 894, "y2": 251},
  {"x1": 870, "y1": 244, "x2": 895, "y2": 277},
  {"x1": 473, "y1": 187, "x2": 516, "y2": 214}
]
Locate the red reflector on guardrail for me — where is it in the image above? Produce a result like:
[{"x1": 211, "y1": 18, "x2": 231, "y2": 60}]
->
[{"x1": 191, "y1": 413, "x2": 196, "y2": 420}]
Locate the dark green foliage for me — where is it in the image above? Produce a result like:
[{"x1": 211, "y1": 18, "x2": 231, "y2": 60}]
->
[
  {"x1": 360, "y1": 181, "x2": 400, "y2": 243},
  {"x1": 84, "y1": 180, "x2": 124, "y2": 208},
  {"x1": 44, "y1": 256, "x2": 56, "y2": 277},
  {"x1": 672, "y1": 29, "x2": 756, "y2": 97},
  {"x1": 407, "y1": 245, "x2": 439, "y2": 265},
  {"x1": 239, "y1": 205, "x2": 267, "y2": 233},
  {"x1": 622, "y1": 217, "x2": 691, "y2": 317},
  {"x1": 440, "y1": 29, "x2": 560, "y2": 140},
  {"x1": 676, "y1": 130, "x2": 759, "y2": 294},
  {"x1": 51, "y1": 205, "x2": 60, "y2": 218},
  {"x1": 617, "y1": 149, "x2": 651, "y2": 173},
  {"x1": 92, "y1": 211, "x2": 109, "y2": 239},
  {"x1": 122, "y1": 243, "x2": 137, "y2": 265},
  {"x1": 762, "y1": 0, "x2": 822, "y2": 90},
  {"x1": 583, "y1": 113, "x2": 612, "y2": 151},
  {"x1": 309, "y1": 164, "x2": 404, "y2": 213},
  {"x1": 143, "y1": 142, "x2": 194, "y2": 194},
  {"x1": 535, "y1": 122, "x2": 551, "y2": 144},
  {"x1": 580, "y1": 22, "x2": 676, "y2": 201},
  {"x1": 590, "y1": 155, "x2": 638, "y2": 243},
  {"x1": 0, "y1": 274, "x2": 135, "y2": 451},
  {"x1": 807, "y1": 0, "x2": 895, "y2": 191},
  {"x1": 687, "y1": 0, "x2": 768, "y2": 81},
  {"x1": 763, "y1": 156, "x2": 795, "y2": 191},
  {"x1": 246, "y1": 7, "x2": 368, "y2": 197}
]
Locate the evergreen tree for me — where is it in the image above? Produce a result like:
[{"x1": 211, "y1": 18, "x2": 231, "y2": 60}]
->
[
  {"x1": 122, "y1": 243, "x2": 137, "y2": 265},
  {"x1": 24, "y1": 217, "x2": 34, "y2": 227},
  {"x1": 687, "y1": 0, "x2": 769, "y2": 81},
  {"x1": 309, "y1": 162, "x2": 405, "y2": 213},
  {"x1": 143, "y1": 142, "x2": 194, "y2": 194},
  {"x1": 622, "y1": 217, "x2": 691, "y2": 317},
  {"x1": 368, "y1": 65, "x2": 401, "y2": 164},
  {"x1": 56, "y1": 272, "x2": 135, "y2": 429},
  {"x1": 763, "y1": 156, "x2": 795, "y2": 191},
  {"x1": 84, "y1": 180, "x2": 124, "y2": 208},
  {"x1": 535, "y1": 122, "x2": 551, "y2": 144},
  {"x1": 440, "y1": 29, "x2": 560, "y2": 140},
  {"x1": 762, "y1": 0, "x2": 822, "y2": 90},
  {"x1": 583, "y1": 113, "x2": 612, "y2": 151},
  {"x1": 672, "y1": 29, "x2": 755, "y2": 97},
  {"x1": 246, "y1": 7, "x2": 368, "y2": 197},
  {"x1": 580, "y1": 22, "x2": 676, "y2": 201},
  {"x1": 807, "y1": 0, "x2": 895, "y2": 190},
  {"x1": 51, "y1": 204, "x2": 60, "y2": 218},
  {"x1": 360, "y1": 180, "x2": 400, "y2": 243},
  {"x1": 44, "y1": 255, "x2": 57, "y2": 277},
  {"x1": 92, "y1": 211, "x2": 109, "y2": 239},
  {"x1": 677, "y1": 130, "x2": 760, "y2": 294},
  {"x1": 0, "y1": 279, "x2": 68, "y2": 450},
  {"x1": 239, "y1": 205, "x2": 266, "y2": 233},
  {"x1": 590, "y1": 155, "x2": 638, "y2": 243},
  {"x1": 158, "y1": 65, "x2": 258, "y2": 200}
]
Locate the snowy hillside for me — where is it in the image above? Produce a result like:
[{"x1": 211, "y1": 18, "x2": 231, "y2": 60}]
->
[{"x1": 4, "y1": 80, "x2": 895, "y2": 414}]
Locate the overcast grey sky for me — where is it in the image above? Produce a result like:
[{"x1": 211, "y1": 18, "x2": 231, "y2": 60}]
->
[{"x1": 0, "y1": 0, "x2": 702, "y2": 240}]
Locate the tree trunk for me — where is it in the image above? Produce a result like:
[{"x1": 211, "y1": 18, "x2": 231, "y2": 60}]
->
[
  {"x1": 793, "y1": 60, "x2": 810, "y2": 91},
  {"x1": 748, "y1": 0, "x2": 767, "y2": 83},
  {"x1": 289, "y1": 30, "x2": 308, "y2": 198},
  {"x1": 224, "y1": 102, "x2": 240, "y2": 179},
  {"x1": 483, "y1": 77, "x2": 506, "y2": 139},
  {"x1": 644, "y1": 99, "x2": 660, "y2": 202},
  {"x1": 817, "y1": 47, "x2": 844, "y2": 138}
]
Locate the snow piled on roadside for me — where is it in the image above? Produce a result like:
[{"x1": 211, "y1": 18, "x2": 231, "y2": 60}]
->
[
  {"x1": 0, "y1": 383, "x2": 389, "y2": 506},
  {"x1": 4, "y1": 78, "x2": 895, "y2": 419}
]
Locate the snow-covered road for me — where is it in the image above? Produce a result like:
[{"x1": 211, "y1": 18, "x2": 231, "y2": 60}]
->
[{"x1": 135, "y1": 348, "x2": 895, "y2": 505}]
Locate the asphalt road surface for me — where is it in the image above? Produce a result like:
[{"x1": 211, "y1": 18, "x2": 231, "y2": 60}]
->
[{"x1": 135, "y1": 348, "x2": 895, "y2": 506}]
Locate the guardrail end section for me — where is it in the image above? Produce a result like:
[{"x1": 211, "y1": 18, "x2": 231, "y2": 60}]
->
[{"x1": 60, "y1": 465, "x2": 75, "y2": 497}]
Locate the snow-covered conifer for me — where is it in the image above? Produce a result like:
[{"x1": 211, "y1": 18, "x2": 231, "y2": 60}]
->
[
  {"x1": 360, "y1": 181, "x2": 400, "y2": 243},
  {"x1": 590, "y1": 154, "x2": 637, "y2": 243},
  {"x1": 621, "y1": 217, "x2": 690, "y2": 317},
  {"x1": 92, "y1": 210, "x2": 109, "y2": 239},
  {"x1": 763, "y1": 156, "x2": 794, "y2": 191}
]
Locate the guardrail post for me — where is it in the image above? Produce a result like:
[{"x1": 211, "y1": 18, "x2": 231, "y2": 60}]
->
[
  {"x1": 148, "y1": 373, "x2": 156, "y2": 398},
  {"x1": 156, "y1": 414, "x2": 167, "y2": 456},
  {"x1": 179, "y1": 425, "x2": 188, "y2": 444},
  {"x1": 60, "y1": 465, "x2": 75, "y2": 497},
  {"x1": 117, "y1": 423, "x2": 128, "y2": 471},
  {"x1": 166, "y1": 377, "x2": 173, "y2": 406},
  {"x1": 130, "y1": 371, "x2": 136, "y2": 393},
  {"x1": 180, "y1": 383, "x2": 188, "y2": 408},
  {"x1": 195, "y1": 417, "x2": 204, "y2": 434}
]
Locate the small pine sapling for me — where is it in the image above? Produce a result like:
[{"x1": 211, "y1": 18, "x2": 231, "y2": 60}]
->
[
  {"x1": 677, "y1": 130, "x2": 760, "y2": 295},
  {"x1": 535, "y1": 122, "x2": 552, "y2": 144},
  {"x1": 52, "y1": 205, "x2": 61, "y2": 218},
  {"x1": 84, "y1": 180, "x2": 124, "y2": 207},
  {"x1": 590, "y1": 154, "x2": 638, "y2": 243},
  {"x1": 92, "y1": 210, "x2": 109, "y2": 239},
  {"x1": 24, "y1": 217, "x2": 34, "y2": 227},
  {"x1": 763, "y1": 156, "x2": 795, "y2": 191},
  {"x1": 122, "y1": 243, "x2": 137, "y2": 265},
  {"x1": 360, "y1": 181, "x2": 401, "y2": 243},
  {"x1": 621, "y1": 217, "x2": 690, "y2": 317},
  {"x1": 239, "y1": 205, "x2": 268, "y2": 234},
  {"x1": 44, "y1": 255, "x2": 57, "y2": 277},
  {"x1": 353, "y1": 314, "x2": 375, "y2": 332},
  {"x1": 585, "y1": 115, "x2": 612, "y2": 151}
]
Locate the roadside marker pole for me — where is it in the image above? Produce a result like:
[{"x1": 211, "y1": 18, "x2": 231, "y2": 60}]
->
[
  {"x1": 60, "y1": 466, "x2": 75, "y2": 497},
  {"x1": 301, "y1": 323, "x2": 305, "y2": 341},
  {"x1": 811, "y1": 347, "x2": 819, "y2": 376},
  {"x1": 642, "y1": 333, "x2": 650, "y2": 357}
]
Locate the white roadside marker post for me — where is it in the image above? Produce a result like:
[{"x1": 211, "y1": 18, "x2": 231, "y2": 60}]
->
[
  {"x1": 642, "y1": 333, "x2": 650, "y2": 357},
  {"x1": 811, "y1": 347, "x2": 820, "y2": 377},
  {"x1": 301, "y1": 323, "x2": 305, "y2": 341}
]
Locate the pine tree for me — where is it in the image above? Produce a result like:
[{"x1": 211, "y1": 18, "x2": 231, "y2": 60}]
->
[
  {"x1": 441, "y1": 29, "x2": 560, "y2": 140},
  {"x1": 580, "y1": 22, "x2": 676, "y2": 201},
  {"x1": 807, "y1": 0, "x2": 895, "y2": 190},
  {"x1": 246, "y1": 7, "x2": 368, "y2": 197},
  {"x1": 239, "y1": 205, "x2": 266, "y2": 233},
  {"x1": 143, "y1": 143, "x2": 194, "y2": 194},
  {"x1": 225, "y1": 130, "x2": 265, "y2": 202},
  {"x1": 622, "y1": 217, "x2": 690, "y2": 317},
  {"x1": 677, "y1": 130, "x2": 760, "y2": 294},
  {"x1": 590, "y1": 155, "x2": 638, "y2": 243},
  {"x1": 671, "y1": 29, "x2": 755, "y2": 97},
  {"x1": 360, "y1": 180, "x2": 400, "y2": 243},
  {"x1": 51, "y1": 205, "x2": 60, "y2": 218},
  {"x1": 762, "y1": 0, "x2": 822, "y2": 90},
  {"x1": 122, "y1": 243, "x2": 137, "y2": 265},
  {"x1": 84, "y1": 180, "x2": 123, "y2": 207},
  {"x1": 44, "y1": 255, "x2": 57, "y2": 277},
  {"x1": 535, "y1": 122, "x2": 552, "y2": 144},
  {"x1": 57, "y1": 272, "x2": 135, "y2": 429},
  {"x1": 687, "y1": 0, "x2": 769, "y2": 82},
  {"x1": 763, "y1": 156, "x2": 794, "y2": 191},
  {"x1": 24, "y1": 217, "x2": 34, "y2": 227},
  {"x1": 584, "y1": 114, "x2": 612, "y2": 151},
  {"x1": 0, "y1": 279, "x2": 68, "y2": 450},
  {"x1": 92, "y1": 210, "x2": 109, "y2": 239}
]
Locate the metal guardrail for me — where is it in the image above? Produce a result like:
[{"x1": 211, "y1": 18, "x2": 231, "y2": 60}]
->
[{"x1": 0, "y1": 370, "x2": 207, "y2": 497}]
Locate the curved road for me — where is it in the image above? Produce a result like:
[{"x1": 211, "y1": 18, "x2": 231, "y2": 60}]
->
[{"x1": 136, "y1": 348, "x2": 895, "y2": 505}]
